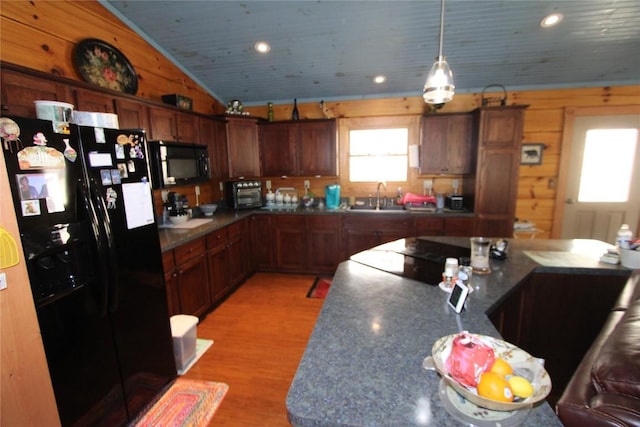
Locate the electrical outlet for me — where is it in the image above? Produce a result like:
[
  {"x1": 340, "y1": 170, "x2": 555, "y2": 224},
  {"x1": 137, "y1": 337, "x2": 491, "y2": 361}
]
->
[
  {"x1": 266, "y1": 180, "x2": 272, "y2": 190},
  {"x1": 0, "y1": 272, "x2": 7, "y2": 290},
  {"x1": 304, "y1": 180, "x2": 310, "y2": 189},
  {"x1": 195, "y1": 185, "x2": 200, "y2": 196},
  {"x1": 161, "y1": 190, "x2": 169, "y2": 202},
  {"x1": 219, "y1": 182, "x2": 224, "y2": 191}
]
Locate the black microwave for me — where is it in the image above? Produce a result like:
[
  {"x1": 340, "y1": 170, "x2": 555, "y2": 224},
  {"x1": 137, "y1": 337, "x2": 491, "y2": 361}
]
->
[{"x1": 147, "y1": 141, "x2": 210, "y2": 189}]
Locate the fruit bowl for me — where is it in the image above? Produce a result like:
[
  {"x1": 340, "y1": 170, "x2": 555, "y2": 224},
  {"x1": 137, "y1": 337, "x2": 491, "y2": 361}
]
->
[{"x1": 430, "y1": 333, "x2": 551, "y2": 411}]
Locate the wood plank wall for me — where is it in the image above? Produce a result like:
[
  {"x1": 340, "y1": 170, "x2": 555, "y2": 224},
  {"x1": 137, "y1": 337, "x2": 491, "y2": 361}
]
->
[{"x1": 2, "y1": 0, "x2": 640, "y2": 239}]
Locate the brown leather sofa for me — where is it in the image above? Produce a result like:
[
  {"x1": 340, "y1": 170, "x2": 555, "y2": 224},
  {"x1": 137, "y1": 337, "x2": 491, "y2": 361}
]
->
[{"x1": 556, "y1": 270, "x2": 640, "y2": 426}]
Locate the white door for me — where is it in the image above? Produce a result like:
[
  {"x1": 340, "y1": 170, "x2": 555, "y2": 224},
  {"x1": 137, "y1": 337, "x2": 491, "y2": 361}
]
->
[{"x1": 560, "y1": 113, "x2": 640, "y2": 243}]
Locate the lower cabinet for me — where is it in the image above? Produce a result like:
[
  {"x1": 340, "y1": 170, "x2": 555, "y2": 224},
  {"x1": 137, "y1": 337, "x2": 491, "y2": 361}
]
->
[
  {"x1": 275, "y1": 215, "x2": 308, "y2": 271},
  {"x1": 251, "y1": 215, "x2": 274, "y2": 270},
  {"x1": 307, "y1": 216, "x2": 342, "y2": 272},
  {"x1": 343, "y1": 215, "x2": 414, "y2": 258},
  {"x1": 206, "y1": 219, "x2": 251, "y2": 306},
  {"x1": 415, "y1": 216, "x2": 474, "y2": 237},
  {"x1": 163, "y1": 238, "x2": 210, "y2": 317}
]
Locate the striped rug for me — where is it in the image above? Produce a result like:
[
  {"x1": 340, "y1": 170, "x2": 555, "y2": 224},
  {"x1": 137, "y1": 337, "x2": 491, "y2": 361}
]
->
[{"x1": 131, "y1": 378, "x2": 228, "y2": 426}]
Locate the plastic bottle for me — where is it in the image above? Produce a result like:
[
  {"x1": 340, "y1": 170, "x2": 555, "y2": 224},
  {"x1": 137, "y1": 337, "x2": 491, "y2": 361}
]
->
[{"x1": 616, "y1": 224, "x2": 633, "y2": 249}]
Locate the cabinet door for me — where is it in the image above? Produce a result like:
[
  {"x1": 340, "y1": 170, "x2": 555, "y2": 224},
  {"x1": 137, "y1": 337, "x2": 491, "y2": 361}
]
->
[
  {"x1": 162, "y1": 251, "x2": 180, "y2": 316},
  {"x1": 115, "y1": 98, "x2": 149, "y2": 130},
  {"x1": 74, "y1": 89, "x2": 115, "y2": 113},
  {"x1": 479, "y1": 108, "x2": 524, "y2": 150},
  {"x1": 275, "y1": 215, "x2": 307, "y2": 271},
  {"x1": 445, "y1": 114, "x2": 474, "y2": 174},
  {"x1": 251, "y1": 215, "x2": 274, "y2": 270},
  {"x1": 1, "y1": 70, "x2": 70, "y2": 117},
  {"x1": 259, "y1": 123, "x2": 297, "y2": 176},
  {"x1": 420, "y1": 114, "x2": 473, "y2": 174},
  {"x1": 207, "y1": 245, "x2": 229, "y2": 302},
  {"x1": 307, "y1": 215, "x2": 342, "y2": 273},
  {"x1": 475, "y1": 150, "x2": 519, "y2": 237},
  {"x1": 343, "y1": 229, "x2": 379, "y2": 258},
  {"x1": 415, "y1": 217, "x2": 444, "y2": 236},
  {"x1": 149, "y1": 107, "x2": 178, "y2": 140},
  {"x1": 176, "y1": 254, "x2": 210, "y2": 317},
  {"x1": 443, "y1": 217, "x2": 474, "y2": 237},
  {"x1": 199, "y1": 117, "x2": 228, "y2": 178},
  {"x1": 176, "y1": 112, "x2": 197, "y2": 142},
  {"x1": 226, "y1": 117, "x2": 260, "y2": 177},
  {"x1": 227, "y1": 221, "x2": 248, "y2": 286},
  {"x1": 298, "y1": 120, "x2": 337, "y2": 176}
]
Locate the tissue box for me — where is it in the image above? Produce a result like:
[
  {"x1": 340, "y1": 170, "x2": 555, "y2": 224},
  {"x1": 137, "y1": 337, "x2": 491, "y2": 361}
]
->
[
  {"x1": 170, "y1": 314, "x2": 198, "y2": 371},
  {"x1": 161, "y1": 94, "x2": 193, "y2": 111}
]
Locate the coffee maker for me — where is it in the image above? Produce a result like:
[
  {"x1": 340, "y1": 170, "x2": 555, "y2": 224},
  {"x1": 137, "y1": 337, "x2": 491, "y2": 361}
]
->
[{"x1": 165, "y1": 192, "x2": 187, "y2": 217}]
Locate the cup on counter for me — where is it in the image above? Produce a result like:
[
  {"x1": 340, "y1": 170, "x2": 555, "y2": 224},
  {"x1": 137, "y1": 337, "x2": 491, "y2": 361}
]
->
[{"x1": 470, "y1": 237, "x2": 491, "y2": 274}]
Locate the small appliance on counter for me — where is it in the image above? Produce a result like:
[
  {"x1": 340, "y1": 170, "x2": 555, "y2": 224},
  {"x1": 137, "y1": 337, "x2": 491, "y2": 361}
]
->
[
  {"x1": 225, "y1": 179, "x2": 263, "y2": 209},
  {"x1": 325, "y1": 183, "x2": 341, "y2": 209},
  {"x1": 445, "y1": 194, "x2": 464, "y2": 210}
]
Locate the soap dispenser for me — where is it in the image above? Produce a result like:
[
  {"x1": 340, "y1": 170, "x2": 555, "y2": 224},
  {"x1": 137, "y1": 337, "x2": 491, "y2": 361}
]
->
[{"x1": 266, "y1": 189, "x2": 275, "y2": 205}]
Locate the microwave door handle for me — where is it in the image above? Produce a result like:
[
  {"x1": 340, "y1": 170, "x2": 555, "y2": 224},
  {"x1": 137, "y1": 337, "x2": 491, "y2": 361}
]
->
[{"x1": 201, "y1": 154, "x2": 210, "y2": 177}]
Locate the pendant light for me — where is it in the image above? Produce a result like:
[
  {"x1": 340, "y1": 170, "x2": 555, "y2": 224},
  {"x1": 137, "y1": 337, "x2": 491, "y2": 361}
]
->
[{"x1": 423, "y1": 0, "x2": 455, "y2": 104}]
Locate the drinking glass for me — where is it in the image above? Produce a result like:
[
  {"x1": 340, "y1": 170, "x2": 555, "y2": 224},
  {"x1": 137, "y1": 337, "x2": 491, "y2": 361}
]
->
[{"x1": 470, "y1": 237, "x2": 491, "y2": 274}]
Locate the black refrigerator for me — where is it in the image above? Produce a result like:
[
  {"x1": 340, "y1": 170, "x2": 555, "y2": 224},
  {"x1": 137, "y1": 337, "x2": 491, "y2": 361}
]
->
[{"x1": 1, "y1": 115, "x2": 176, "y2": 426}]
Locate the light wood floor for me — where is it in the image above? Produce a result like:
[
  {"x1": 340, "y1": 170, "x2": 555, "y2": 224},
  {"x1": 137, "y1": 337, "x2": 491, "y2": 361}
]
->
[{"x1": 182, "y1": 272, "x2": 325, "y2": 426}]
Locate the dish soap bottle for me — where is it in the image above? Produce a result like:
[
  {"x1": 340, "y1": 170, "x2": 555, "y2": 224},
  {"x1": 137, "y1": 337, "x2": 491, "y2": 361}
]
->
[{"x1": 291, "y1": 98, "x2": 299, "y2": 120}]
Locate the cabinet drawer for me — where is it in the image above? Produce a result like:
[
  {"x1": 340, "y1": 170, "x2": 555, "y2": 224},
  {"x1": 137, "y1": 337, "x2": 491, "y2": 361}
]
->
[
  {"x1": 206, "y1": 228, "x2": 228, "y2": 250},
  {"x1": 227, "y1": 221, "x2": 244, "y2": 240},
  {"x1": 344, "y1": 215, "x2": 413, "y2": 232},
  {"x1": 307, "y1": 215, "x2": 341, "y2": 230},
  {"x1": 174, "y1": 238, "x2": 205, "y2": 265},
  {"x1": 162, "y1": 250, "x2": 175, "y2": 271}
]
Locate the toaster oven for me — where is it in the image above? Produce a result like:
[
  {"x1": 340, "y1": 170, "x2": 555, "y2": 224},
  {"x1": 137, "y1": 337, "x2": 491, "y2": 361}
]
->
[{"x1": 225, "y1": 180, "x2": 263, "y2": 209}]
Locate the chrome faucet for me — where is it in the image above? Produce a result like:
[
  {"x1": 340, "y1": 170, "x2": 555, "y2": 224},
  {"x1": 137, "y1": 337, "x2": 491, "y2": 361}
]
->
[{"x1": 376, "y1": 181, "x2": 387, "y2": 210}]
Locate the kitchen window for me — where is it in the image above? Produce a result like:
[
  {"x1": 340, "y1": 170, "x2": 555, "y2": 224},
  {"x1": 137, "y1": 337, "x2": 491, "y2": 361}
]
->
[{"x1": 339, "y1": 116, "x2": 420, "y2": 185}]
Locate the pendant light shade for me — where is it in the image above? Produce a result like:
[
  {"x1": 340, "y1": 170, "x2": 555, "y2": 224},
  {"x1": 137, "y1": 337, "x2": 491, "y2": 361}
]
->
[{"x1": 423, "y1": 0, "x2": 454, "y2": 104}]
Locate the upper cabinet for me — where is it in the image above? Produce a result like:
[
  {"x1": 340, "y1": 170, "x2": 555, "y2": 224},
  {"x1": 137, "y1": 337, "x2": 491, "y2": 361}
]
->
[
  {"x1": 114, "y1": 98, "x2": 149, "y2": 130},
  {"x1": 199, "y1": 117, "x2": 228, "y2": 178},
  {"x1": 259, "y1": 119, "x2": 337, "y2": 177},
  {"x1": 420, "y1": 113, "x2": 474, "y2": 175},
  {"x1": 226, "y1": 116, "x2": 261, "y2": 178},
  {"x1": 148, "y1": 106, "x2": 197, "y2": 142},
  {"x1": 74, "y1": 89, "x2": 115, "y2": 113},
  {"x1": 0, "y1": 69, "x2": 71, "y2": 117}
]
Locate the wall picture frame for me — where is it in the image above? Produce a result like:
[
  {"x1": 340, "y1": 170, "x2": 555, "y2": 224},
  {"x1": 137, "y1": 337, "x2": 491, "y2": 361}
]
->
[{"x1": 521, "y1": 143, "x2": 544, "y2": 165}]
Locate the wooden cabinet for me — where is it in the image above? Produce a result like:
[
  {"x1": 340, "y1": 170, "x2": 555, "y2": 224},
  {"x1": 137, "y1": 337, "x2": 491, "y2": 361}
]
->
[
  {"x1": 206, "y1": 220, "x2": 251, "y2": 305},
  {"x1": 307, "y1": 215, "x2": 342, "y2": 272},
  {"x1": 148, "y1": 106, "x2": 197, "y2": 142},
  {"x1": 420, "y1": 113, "x2": 474, "y2": 174},
  {"x1": 444, "y1": 217, "x2": 474, "y2": 237},
  {"x1": 465, "y1": 106, "x2": 527, "y2": 237},
  {"x1": 162, "y1": 251, "x2": 180, "y2": 316},
  {"x1": 251, "y1": 215, "x2": 274, "y2": 270},
  {"x1": 343, "y1": 215, "x2": 414, "y2": 258},
  {"x1": 74, "y1": 89, "x2": 115, "y2": 113},
  {"x1": 163, "y1": 238, "x2": 210, "y2": 317},
  {"x1": 199, "y1": 117, "x2": 228, "y2": 178},
  {"x1": 115, "y1": 98, "x2": 149, "y2": 130},
  {"x1": 274, "y1": 215, "x2": 308, "y2": 271},
  {"x1": 259, "y1": 119, "x2": 337, "y2": 176},
  {"x1": 0, "y1": 69, "x2": 71, "y2": 117},
  {"x1": 415, "y1": 217, "x2": 444, "y2": 236},
  {"x1": 260, "y1": 123, "x2": 297, "y2": 176},
  {"x1": 226, "y1": 117, "x2": 260, "y2": 177}
]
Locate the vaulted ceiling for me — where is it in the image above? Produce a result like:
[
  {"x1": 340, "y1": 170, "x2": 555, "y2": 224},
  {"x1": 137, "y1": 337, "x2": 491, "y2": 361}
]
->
[{"x1": 102, "y1": 0, "x2": 640, "y2": 106}]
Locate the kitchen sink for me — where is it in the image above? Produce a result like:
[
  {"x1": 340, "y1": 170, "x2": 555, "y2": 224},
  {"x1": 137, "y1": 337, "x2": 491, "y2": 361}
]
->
[{"x1": 348, "y1": 205, "x2": 406, "y2": 213}]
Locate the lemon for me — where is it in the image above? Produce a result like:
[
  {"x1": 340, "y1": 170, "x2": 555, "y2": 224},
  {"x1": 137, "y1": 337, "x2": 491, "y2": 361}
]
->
[{"x1": 508, "y1": 376, "x2": 534, "y2": 398}]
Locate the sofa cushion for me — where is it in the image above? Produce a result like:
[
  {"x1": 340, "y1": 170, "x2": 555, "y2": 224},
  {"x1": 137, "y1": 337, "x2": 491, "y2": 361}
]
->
[{"x1": 592, "y1": 301, "x2": 640, "y2": 397}]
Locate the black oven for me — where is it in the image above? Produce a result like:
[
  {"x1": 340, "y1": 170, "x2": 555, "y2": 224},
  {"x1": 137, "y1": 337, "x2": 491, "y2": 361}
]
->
[
  {"x1": 225, "y1": 180, "x2": 263, "y2": 209},
  {"x1": 147, "y1": 141, "x2": 210, "y2": 189}
]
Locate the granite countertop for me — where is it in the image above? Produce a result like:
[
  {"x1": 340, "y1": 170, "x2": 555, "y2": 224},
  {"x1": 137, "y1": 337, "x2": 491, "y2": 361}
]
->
[
  {"x1": 157, "y1": 207, "x2": 474, "y2": 252},
  {"x1": 286, "y1": 237, "x2": 629, "y2": 427}
]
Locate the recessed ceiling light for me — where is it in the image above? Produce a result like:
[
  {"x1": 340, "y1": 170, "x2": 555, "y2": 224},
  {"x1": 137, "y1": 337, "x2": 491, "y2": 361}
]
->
[
  {"x1": 540, "y1": 13, "x2": 563, "y2": 28},
  {"x1": 373, "y1": 75, "x2": 386, "y2": 84},
  {"x1": 254, "y1": 41, "x2": 271, "y2": 53}
]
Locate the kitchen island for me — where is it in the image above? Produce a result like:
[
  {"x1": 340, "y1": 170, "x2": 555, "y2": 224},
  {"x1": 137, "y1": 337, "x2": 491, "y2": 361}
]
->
[{"x1": 286, "y1": 237, "x2": 630, "y2": 426}]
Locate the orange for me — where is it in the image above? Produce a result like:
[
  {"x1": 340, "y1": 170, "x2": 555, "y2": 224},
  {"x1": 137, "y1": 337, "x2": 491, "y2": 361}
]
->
[
  {"x1": 477, "y1": 372, "x2": 514, "y2": 402},
  {"x1": 490, "y1": 357, "x2": 513, "y2": 379}
]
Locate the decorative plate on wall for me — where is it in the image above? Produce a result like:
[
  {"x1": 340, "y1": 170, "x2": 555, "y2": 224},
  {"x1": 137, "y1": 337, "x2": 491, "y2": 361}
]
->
[{"x1": 74, "y1": 39, "x2": 138, "y2": 95}]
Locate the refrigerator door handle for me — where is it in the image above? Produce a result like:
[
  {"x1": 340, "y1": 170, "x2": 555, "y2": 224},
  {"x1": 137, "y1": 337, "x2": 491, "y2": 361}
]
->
[
  {"x1": 78, "y1": 179, "x2": 110, "y2": 316},
  {"x1": 88, "y1": 178, "x2": 120, "y2": 314}
]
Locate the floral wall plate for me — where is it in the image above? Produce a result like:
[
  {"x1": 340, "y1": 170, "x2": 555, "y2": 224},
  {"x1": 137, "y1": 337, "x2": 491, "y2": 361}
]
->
[{"x1": 74, "y1": 39, "x2": 138, "y2": 95}]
